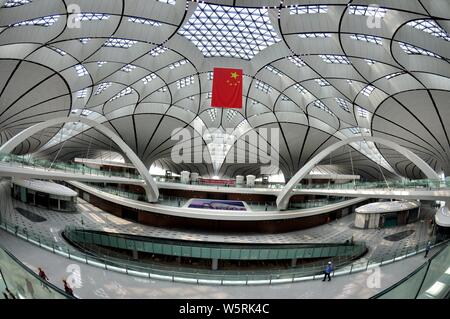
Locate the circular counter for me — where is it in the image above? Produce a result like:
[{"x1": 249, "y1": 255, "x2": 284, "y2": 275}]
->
[
  {"x1": 12, "y1": 179, "x2": 78, "y2": 212},
  {"x1": 354, "y1": 200, "x2": 420, "y2": 229}
]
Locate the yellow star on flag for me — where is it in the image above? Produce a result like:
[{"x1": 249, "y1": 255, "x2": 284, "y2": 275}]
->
[{"x1": 230, "y1": 72, "x2": 239, "y2": 79}]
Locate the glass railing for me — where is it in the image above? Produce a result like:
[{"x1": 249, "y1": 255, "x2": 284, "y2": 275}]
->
[
  {"x1": 371, "y1": 242, "x2": 450, "y2": 299},
  {"x1": 295, "y1": 179, "x2": 450, "y2": 191},
  {"x1": 0, "y1": 152, "x2": 142, "y2": 180},
  {"x1": 0, "y1": 213, "x2": 443, "y2": 285},
  {"x1": 0, "y1": 245, "x2": 74, "y2": 299},
  {"x1": 76, "y1": 181, "x2": 350, "y2": 211}
]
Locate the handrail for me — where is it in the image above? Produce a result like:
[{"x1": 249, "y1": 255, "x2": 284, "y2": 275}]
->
[
  {"x1": 0, "y1": 244, "x2": 75, "y2": 299},
  {"x1": 370, "y1": 240, "x2": 450, "y2": 299}
]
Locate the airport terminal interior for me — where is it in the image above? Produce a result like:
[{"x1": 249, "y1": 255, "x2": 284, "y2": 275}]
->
[{"x1": 0, "y1": 0, "x2": 449, "y2": 300}]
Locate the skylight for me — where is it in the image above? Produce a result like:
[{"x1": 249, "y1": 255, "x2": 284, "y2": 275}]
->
[
  {"x1": 178, "y1": 3, "x2": 281, "y2": 60},
  {"x1": 50, "y1": 46, "x2": 66, "y2": 56},
  {"x1": 79, "y1": 38, "x2": 91, "y2": 44},
  {"x1": 399, "y1": 42, "x2": 442, "y2": 59},
  {"x1": 110, "y1": 87, "x2": 133, "y2": 101},
  {"x1": 103, "y1": 38, "x2": 137, "y2": 48},
  {"x1": 255, "y1": 80, "x2": 272, "y2": 94},
  {"x1": 226, "y1": 109, "x2": 239, "y2": 121},
  {"x1": 407, "y1": 19, "x2": 450, "y2": 41},
  {"x1": 280, "y1": 94, "x2": 291, "y2": 101},
  {"x1": 78, "y1": 13, "x2": 110, "y2": 21},
  {"x1": 74, "y1": 64, "x2": 88, "y2": 77},
  {"x1": 95, "y1": 82, "x2": 112, "y2": 95},
  {"x1": 320, "y1": 54, "x2": 351, "y2": 64},
  {"x1": 157, "y1": 0, "x2": 175, "y2": 5},
  {"x1": 128, "y1": 17, "x2": 161, "y2": 27},
  {"x1": 157, "y1": 87, "x2": 167, "y2": 92},
  {"x1": 350, "y1": 34, "x2": 383, "y2": 45},
  {"x1": 288, "y1": 56, "x2": 306, "y2": 67},
  {"x1": 207, "y1": 109, "x2": 217, "y2": 122},
  {"x1": 149, "y1": 46, "x2": 168, "y2": 56},
  {"x1": 97, "y1": 61, "x2": 107, "y2": 67},
  {"x1": 168, "y1": 59, "x2": 188, "y2": 70},
  {"x1": 2, "y1": 0, "x2": 31, "y2": 8},
  {"x1": 142, "y1": 73, "x2": 157, "y2": 84},
  {"x1": 289, "y1": 5, "x2": 328, "y2": 15},
  {"x1": 208, "y1": 71, "x2": 214, "y2": 80},
  {"x1": 362, "y1": 85, "x2": 375, "y2": 96},
  {"x1": 357, "y1": 107, "x2": 370, "y2": 118},
  {"x1": 365, "y1": 59, "x2": 376, "y2": 65},
  {"x1": 80, "y1": 109, "x2": 92, "y2": 116},
  {"x1": 121, "y1": 64, "x2": 136, "y2": 73},
  {"x1": 336, "y1": 98, "x2": 350, "y2": 112},
  {"x1": 298, "y1": 33, "x2": 331, "y2": 38},
  {"x1": 314, "y1": 100, "x2": 333, "y2": 115},
  {"x1": 265, "y1": 65, "x2": 284, "y2": 77},
  {"x1": 77, "y1": 89, "x2": 88, "y2": 98},
  {"x1": 177, "y1": 76, "x2": 195, "y2": 89},
  {"x1": 385, "y1": 72, "x2": 403, "y2": 80},
  {"x1": 294, "y1": 83, "x2": 308, "y2": 94},
  {"x1": 315, "y1": 78, "x2": 330, "y2": 87},
  {"x1": 9, "y1": 15, "x2": 60, "y2": 27},
  {"x1": 348, "y1": 5, "x2": 387, "y2": 18}
]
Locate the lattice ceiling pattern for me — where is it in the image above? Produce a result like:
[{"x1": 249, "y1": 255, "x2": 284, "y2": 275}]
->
[{"x1": 0, "y1": 0, "x2": 448, "y2": 181}]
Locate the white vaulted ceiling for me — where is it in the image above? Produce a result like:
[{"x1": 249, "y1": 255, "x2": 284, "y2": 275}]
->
[{"x1": 0, "y1": 0, "x2": 449, "y2": 180}]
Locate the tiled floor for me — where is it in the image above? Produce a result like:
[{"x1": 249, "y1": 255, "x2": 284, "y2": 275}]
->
[{"x1": 0, "y1": 180, "x2": 436, "y2": 261}]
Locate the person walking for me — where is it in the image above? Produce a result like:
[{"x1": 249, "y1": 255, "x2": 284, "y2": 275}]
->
[
  {"x1": 38, "y1": 267, "x2": 49, "y2": 281},
  {"x1": 63, "y1": 280, "x2": 74, "y2": 297},
  {"x1": 322, "y1": 261, "x2": 333, "y2": 282},
  {"x1": 425, "y1": 241, "x2": 431, "y2": 258}
]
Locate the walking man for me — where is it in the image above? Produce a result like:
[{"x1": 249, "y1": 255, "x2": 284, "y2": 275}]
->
[{"x1": 322, "y1": 261, "x2": 333, "y2": 282}]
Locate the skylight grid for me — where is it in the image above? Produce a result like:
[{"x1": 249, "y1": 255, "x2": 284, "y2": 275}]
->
[
  {"x1": 168, "y1": 59, "x2": 188, "y2": 70},
  {"x1": 385, "y1": 72, "x2": 403, "y2": 80},
  {"x1": 177, "y1": 75, "x2": 195, "y2": 89},
  {"x1": 358, "y1": 107, "x2": 370, "y2": 118},
  {"x1": 289, "y1": 5, "x2": 328, "y2": 15},
  {"x1": 399, "y1": 42, "x2": 442, "y2": 59},
  {"x1": 294, "y1": 83, "x2": 307, "y2": 94},
  {"x1": 236, "y1": 119, "x2": 249, "y2": 130},
  {"x1": 128, "y1": 17, "x2": 161, "y2": 27},
  {"x1": 348, "y1": 5, "x2": 387, "y2": 18},
  {"x1": 2, "y1": 0, "x2": 31, "y2": 7},
  {"x1": 142, "y1": 73, "x2": 157, "y2": 84},
  {"x1": 365, "y1": 59, "x2": 376, "y2": 65},
  {"x1": 298, "y1": 33, "x2": 331, "y2": 38},
  {"x1": 178, "y1": 3, "x2": 281, "y2": 60},
  {"x1": 78, "y1": 13, "x2": 110, "y2": 21},
  {"x1": 226, "y1": 109, "x2": 238, "y2": 121},
  {"x1": 407, "y1": 19, "x2": 450, "y2": 41},
  {"x1": 157, "y1": 0, "x2": 175, "y2": 5},
  {"x1": 80, "y1": 109, "x2": 92, "y2": 116},
  {"x1": 95, "y1": 82, "x2": 112, "y2": 95},
  {"x1": 97, "y1": 61, "x2": 107, "y2": 67},
  {"x1": 362, "y1": 85, "x2": 375, "y2": 96},
  {"x1": 121, "y1": 64, "x2": 136, "y2": 73},
  {"x1": 77, "y1": 89, "x2": 88, "y2": 98},
  {"x1": 157, "y1": 87, "x2": 167, "y2": 92},
  {"x1": 149, "y1": 46, "x2": 168, "y2": 57},
  {"x1": 79, "y1": 38, "x2": 91, "y2": 44},
  {"x1": 348, "y1": 127, "x2": 361, "y2": 134},
  {"x1": 314, "y1": 100, "x2": 333, "y2": 115},
  {"x1": 208, "y1": 72, "x2": 214, "y2": 80},
  {"x1": 10, "y1": 15, "x2": 60, "y2": 27},
  {"x1": 336, "y1": 98, "x2": 350, "y2": 112},
  {"x1": 315, "y1": 78, "x2": 330, "y2": 87},
  {"x1": 206, "y1": 92, "x2": 212, "y2": 99},
  {"x1": 350, "y1": 34, "x2": 383, "y2": 45},
  {"x1": 103, "y1": 38, "x2": 137, "y2": 48},
  {"x1": 288, "y1": 56, "x2": 306, "y2": 67},
  {"x1": 50, "y1": 46, "x2": 66, "y2": 56},
  {"x1": 280, "y1": 94, "x2": 291, "y2": 101},
  {"x1": 74, "y1": 64, "x2": 88, "y2": 77},
  {"x1": 110, "y1": 87, "x2": 133, "y2": 101},
  {"x1": 255, "y1": 80, "x2": 272, "y2": 94},
  {"x1": 207, "y1": 109, "x2": 217, "y2": 121},
  {"x1": 319, "y1": 54, "x2": 351, "y2": 64},
  {"x1": 265, "y1": 65, "x2": 284, "y2": 77}
]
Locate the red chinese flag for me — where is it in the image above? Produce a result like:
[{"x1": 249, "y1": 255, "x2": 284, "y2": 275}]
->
[{"x1": 211, "y1": 68, "x2": 243, "y2": 108}]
